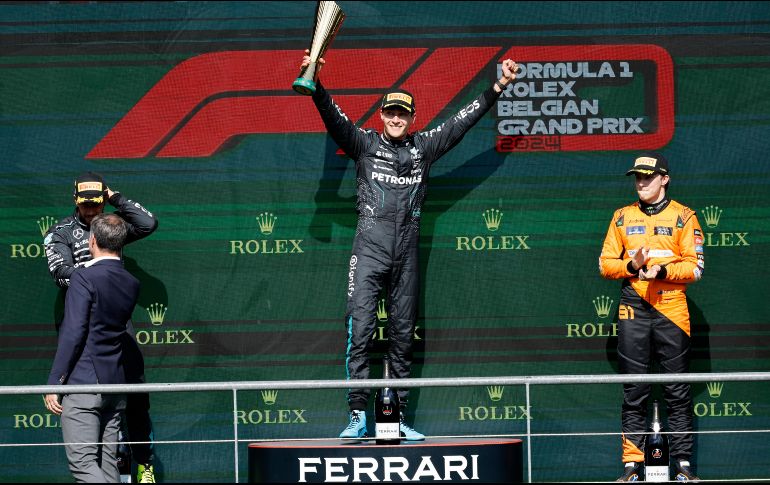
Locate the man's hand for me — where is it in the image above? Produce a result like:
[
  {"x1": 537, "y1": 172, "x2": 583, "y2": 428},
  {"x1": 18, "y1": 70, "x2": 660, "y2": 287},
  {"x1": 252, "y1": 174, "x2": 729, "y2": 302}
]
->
[
  {"x1": 494, "y1": 59, "x2": 518, "y2": 93},
  {"x1": 302, "y1": 49, "x2": 325, "y2": 71},
  {"x1": 631, "y1": 246, "x2": 650, "y2": 272},
  {"x1": 501, "y1": 59, "x2": 518, "y2": 82},
  {"x1": 44, "y1": 394, "x2": 63, "y2": 415},
  {"x1": 639, "y1": 264, "x2": 661, "y2": 281}
]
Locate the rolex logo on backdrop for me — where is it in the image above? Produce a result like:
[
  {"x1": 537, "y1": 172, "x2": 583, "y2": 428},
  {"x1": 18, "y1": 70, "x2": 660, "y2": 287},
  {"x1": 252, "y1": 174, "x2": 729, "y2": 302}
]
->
[
  {"x1": 235, "y1": 390, "x2": 308, "y2": 425},
  {"x1": 136, "y1": 303, "x2": 195, "y2": 345},
  {"x1": 370, "y1": 298, "x2": 422, "y2": 341},
  {"x1": 458, "y1": 386, "x2": 530, "y2": 422},
  {"x1": 9, "y1": 216, "x2": 57, "y2": 259},
  {"x1": 229, "y1": 211, "x2": 305, "y2": 255},
  {"x1": 13, "y1": 409, "x2": 61, "y2": 429},
  {"x1": 455, "y1": 207, "x2": 530, "y2": 251},
  {"x1": 693, "y1": 382, "x2": 752, "y2": 418},
  {"x1": 700, "y1": 204, "x2": 749, "y2": 248},
  {"x1": 565, "y1": 295, "x2": 618, "y2": 338}
]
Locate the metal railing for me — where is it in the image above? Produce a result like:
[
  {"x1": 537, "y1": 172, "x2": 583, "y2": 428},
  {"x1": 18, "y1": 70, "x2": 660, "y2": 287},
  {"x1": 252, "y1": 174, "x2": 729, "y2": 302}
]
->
[{"x1": 3, "y1": 371, "x2": 770, "y2": 483}]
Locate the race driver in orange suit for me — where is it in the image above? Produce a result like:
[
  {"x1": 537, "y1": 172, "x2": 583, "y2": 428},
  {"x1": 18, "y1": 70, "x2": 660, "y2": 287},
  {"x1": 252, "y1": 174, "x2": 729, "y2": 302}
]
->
[{"x1": 599, "y1": 153, "x2": 704, "y2": 482}]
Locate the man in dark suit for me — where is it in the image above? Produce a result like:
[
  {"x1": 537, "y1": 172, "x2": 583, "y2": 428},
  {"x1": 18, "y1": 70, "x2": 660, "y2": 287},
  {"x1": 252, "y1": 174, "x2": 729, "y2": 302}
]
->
[{"x1": 44, "y1": 213, "x2": 142, "y2": 483}]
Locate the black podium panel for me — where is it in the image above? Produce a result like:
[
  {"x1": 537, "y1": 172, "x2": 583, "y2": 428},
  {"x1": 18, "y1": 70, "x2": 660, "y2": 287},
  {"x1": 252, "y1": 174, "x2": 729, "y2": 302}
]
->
[{"x1": 248, "y1": 438, "x2": 522, "y2": 483}]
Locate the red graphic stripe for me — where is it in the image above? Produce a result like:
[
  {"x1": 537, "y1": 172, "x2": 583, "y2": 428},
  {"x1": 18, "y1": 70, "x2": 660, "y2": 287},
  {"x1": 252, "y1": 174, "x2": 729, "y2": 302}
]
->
[
  {"x1": 86, "y1": 49, "x2": 426, "y2": 159},
  {"x1": 157, "y1": 95, "x2": 380, "y2": 157},
  {"x1": 361, "y1": 47, "x2": 502, "y2": 132},
  {"x1": 158, "y1": 47, "x2": 501, "y2": 157}
]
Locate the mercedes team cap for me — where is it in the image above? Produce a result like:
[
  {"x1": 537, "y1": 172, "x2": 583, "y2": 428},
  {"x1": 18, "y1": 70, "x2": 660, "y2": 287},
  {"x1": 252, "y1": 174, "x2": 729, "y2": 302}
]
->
[
  {"x1": 381, "y1": 90, "x2": 416, "y2": 114},
  {"x1": 625, "y1": 152, "x2": 669, "y2": 176},
  {"x1": 74, "y1": 171, "x2": 106, "y2": 205}
]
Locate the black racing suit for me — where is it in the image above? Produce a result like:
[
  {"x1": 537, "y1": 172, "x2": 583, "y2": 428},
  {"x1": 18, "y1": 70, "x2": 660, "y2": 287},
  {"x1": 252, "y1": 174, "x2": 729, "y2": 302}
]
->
[
  {"x1": 312, "y1": 81, "x2": 502, "y2": 411},
  {"x1": 44, "y1": 191, "x2": 158, "y2": 465}
]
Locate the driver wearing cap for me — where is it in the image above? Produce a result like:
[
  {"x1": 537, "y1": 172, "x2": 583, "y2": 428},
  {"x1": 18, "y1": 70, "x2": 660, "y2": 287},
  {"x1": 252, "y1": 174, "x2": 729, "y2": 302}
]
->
[{"x1": 301, "y1": 49, "x2": 518, "y2": 441}]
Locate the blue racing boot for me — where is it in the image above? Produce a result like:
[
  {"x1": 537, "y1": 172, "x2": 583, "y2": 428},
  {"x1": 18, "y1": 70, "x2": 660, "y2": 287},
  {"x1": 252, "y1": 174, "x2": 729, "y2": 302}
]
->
[
  {"x1": 339, "y1": 410, "x2": 367, "y2": 438},
  {"x1": 399, "y1": 413, "x2": 425, "y2": 441}
]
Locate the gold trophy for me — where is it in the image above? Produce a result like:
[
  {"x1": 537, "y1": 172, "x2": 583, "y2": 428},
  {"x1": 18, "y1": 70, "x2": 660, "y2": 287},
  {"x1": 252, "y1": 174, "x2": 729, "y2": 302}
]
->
[{"x1": 293, "y1": 0, "x2": 346, "y2": 95}]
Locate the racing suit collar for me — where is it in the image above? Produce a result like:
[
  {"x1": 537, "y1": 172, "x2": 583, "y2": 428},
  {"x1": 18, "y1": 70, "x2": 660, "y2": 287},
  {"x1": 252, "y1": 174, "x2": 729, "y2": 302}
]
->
[
  {"x1": 638, "y1": 197, "x2": 670, "y2": 216},
  {"x1": 380, "y1": 132, "x2": 411, "y2": 147},
  {"x1": 72, "y1": 208, "x2": 90, "y2": 229}
]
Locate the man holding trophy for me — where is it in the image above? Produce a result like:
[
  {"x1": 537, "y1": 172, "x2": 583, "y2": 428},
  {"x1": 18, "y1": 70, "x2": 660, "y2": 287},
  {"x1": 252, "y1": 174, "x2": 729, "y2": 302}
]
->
[{"x1": 298, "y1": 29, "x2": 517, "y2": 439}]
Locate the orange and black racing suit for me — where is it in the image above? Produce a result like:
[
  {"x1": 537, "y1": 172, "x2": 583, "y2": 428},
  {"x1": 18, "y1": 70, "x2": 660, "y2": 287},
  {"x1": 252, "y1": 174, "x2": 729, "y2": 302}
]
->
[
  {"x1": 312, "y1": 80, "x2": 502, "y2": 411},
  {"x1": 599, "y1": 197, "x2": 704, "y2": 464}
]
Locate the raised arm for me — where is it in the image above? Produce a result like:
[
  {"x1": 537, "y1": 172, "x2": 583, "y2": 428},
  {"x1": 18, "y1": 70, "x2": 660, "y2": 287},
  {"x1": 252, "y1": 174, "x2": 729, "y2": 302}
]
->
[{"x1": 419, "y1": 59, "x2": 518, "y2": 162}]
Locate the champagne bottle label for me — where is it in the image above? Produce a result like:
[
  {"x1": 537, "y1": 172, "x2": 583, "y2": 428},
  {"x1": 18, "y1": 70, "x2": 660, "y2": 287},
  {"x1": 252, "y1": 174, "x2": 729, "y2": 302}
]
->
[
  {"x1": 375, "y1": 422, "x2": 400, "y2": 439},
  {"x1": 645, "y1": 466, "x2": 669, "y2": 482}
]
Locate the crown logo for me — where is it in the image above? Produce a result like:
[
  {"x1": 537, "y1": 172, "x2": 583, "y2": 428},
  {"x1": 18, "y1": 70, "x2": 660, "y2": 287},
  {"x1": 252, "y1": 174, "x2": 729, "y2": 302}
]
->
[
  {"x1": 482, "y1": 209, "x2": 503, "y2": 232},
  {"x1": 261, "y1": 390, "x2": 278, "y2": 405},
  {"x1": 487, "y1": 386, "x2": 504, "y2": 402},
  {"x1": 38, "y1": 216, "x2": 56, "y2": 236},
  {"x1": 377, "y1": 298, "x2": 388, "y2": 321},
  {"x1": 702, "y1": 205, "x2": 722, "y2": 228},
  {"x1": 147, "y1": 303, "x2": 167, "y2": 326},
  {"x1": 256, "y1": 212, "x2": 277, "y2": 235},
  {"x1": 593, "y1": 295, "x2": 614, "y2": 319},
  {"x1": 706, "y1": 382, "x2": 723, "y2": 399}
]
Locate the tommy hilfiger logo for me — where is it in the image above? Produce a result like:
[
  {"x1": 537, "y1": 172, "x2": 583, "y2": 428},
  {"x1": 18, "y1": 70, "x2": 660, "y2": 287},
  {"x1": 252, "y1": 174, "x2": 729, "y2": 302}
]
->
[
  {"x1": 147, "y1": 303, "x2": 167, "y2": 326},
  {"x1": 257, "y1": 212, "x2": 277, "y2": 235},
  {"x1": 482, "y1": 209, "x2": 503, "y2": 231},
  {"x1": 593, "y1": 295, "x2": 614, "y2": 319},
  {"x1": 702, "y1": 205, "x2": 722, "y2": 228}
]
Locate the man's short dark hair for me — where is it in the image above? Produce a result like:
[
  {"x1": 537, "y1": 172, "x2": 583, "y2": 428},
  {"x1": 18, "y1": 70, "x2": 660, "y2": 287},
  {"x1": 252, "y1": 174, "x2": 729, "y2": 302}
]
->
[{"x1": 91, "y1": 213, "x2": 128, "y2": 252}]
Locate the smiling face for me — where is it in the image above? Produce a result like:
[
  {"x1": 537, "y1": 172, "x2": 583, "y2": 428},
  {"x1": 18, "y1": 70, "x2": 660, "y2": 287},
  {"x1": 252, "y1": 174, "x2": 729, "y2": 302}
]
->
[
  {"x1": 634, "y1": 172, "x2": 669, "y2": 204},
  {"x1": 380, "y1": 107, "x2": 415, "y2": 141}
]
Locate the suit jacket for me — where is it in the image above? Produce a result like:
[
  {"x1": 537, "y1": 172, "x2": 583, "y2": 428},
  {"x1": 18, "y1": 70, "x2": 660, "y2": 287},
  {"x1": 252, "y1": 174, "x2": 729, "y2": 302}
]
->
[{"x1": 48, "y1": 258, "x2": 141, "y2": 386}]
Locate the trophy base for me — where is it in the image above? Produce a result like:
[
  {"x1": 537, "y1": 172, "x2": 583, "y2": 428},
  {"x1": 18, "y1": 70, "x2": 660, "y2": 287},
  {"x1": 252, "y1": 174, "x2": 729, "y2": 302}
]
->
[{"x1": 292, "y1": 78, "x2": 316, "y2": 96}]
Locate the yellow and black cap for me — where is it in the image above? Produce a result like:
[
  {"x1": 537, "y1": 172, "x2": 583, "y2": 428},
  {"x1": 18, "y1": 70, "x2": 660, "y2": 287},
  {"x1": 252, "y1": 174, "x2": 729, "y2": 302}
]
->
[
  {"x1": 381, "y1": 89, "x2": 415, "y2": 114},
  {"x1": 74, "y1": 171, "x2": 106, "y2": 205},
  {"x1": 625, "y1": 152, "x2": 669, "y2": 176}
]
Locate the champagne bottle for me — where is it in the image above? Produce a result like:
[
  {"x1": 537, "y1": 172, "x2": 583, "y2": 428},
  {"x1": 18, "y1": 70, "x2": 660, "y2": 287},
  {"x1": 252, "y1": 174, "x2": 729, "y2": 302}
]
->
[
  {"x1": 374, "y1": 359, "x2": 401, "y2": 445},
  {"x1": 644, "y1": 400, "x2": 670, "y2": 482}
]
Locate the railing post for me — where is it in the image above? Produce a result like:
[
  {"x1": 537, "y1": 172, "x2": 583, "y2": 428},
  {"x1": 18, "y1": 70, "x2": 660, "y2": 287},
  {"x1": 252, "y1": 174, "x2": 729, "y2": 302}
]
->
[
  {"x1": 526, "y1": 381, "x2": 532, "y2": 483},
  {"x1": 233, "y1": 388, "x2": 240, "y2": 483}
]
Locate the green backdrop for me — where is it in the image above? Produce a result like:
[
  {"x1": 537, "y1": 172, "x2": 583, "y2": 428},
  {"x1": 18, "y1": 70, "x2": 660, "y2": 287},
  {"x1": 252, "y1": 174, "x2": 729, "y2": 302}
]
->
[{"x1": 1, "y1": 1, "x2": 769, "y2": 482}]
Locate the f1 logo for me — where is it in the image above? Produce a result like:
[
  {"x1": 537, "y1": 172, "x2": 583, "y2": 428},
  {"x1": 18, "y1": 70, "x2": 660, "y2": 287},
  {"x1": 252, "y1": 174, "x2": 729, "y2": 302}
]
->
[{"x1": 87, "y1": 47, "x2": 501, "y2": 158}]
